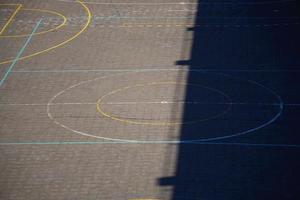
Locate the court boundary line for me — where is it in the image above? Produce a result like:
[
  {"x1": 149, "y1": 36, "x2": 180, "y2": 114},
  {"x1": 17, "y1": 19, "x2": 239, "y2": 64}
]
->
[{"x1": 0, "y1": 19, "x2": 42, "y2": 87}]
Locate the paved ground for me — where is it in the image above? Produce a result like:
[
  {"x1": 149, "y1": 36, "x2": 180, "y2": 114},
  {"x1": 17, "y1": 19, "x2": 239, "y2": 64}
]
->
[{"x1": 0, "y1": 0, "x2": 300, "y2": 199}]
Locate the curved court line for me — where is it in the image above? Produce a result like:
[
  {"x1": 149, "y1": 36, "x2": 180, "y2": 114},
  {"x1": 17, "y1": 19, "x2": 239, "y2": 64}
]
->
[
  {"x1": 0, "y1": 0, "x2": 91, "y2": 65},
  {"x1": 47, "y1": 70, "x2": 284, "y2": 143},
  {"x1": 96, "y1": 82, "x2": 232, "y2": 126},
  {"x1": 0, "y1": 8, "x2": 67, "y2": 38},
  {"x1": 189, "y1": 74, "x2": 284, "y2": 142}
]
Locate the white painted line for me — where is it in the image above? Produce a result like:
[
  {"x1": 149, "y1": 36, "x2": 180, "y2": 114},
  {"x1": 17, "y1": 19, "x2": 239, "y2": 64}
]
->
[
  {"x1": 0, "y1": 141, "x2": 300, "y2": 147},
  {"x1": 1, "y1": 101, "x2": 299, "y2": 106},
  {"x1": 0, "y1": 102, "x2": 95, "y2": 106},
  {"x1": 57, "y1": 0, "x2": 296, "y2": 5},
  {"x1": 57, "y1": 0, "x2": 199, "y2": 5},
  {"x1": 12, "y1": 68, "x2": 300, "y2": 73},
  {"x1": 167, "y1": 9, "x2": 197, "y2": 12}
]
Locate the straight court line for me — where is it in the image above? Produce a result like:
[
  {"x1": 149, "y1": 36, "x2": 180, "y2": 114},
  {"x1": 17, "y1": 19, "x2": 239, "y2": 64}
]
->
[
  {"x1": 0, "y1": 141, "x2": 300, "y2": 148},
  {"x1": 0, "y1": 19, "x2": 42, "y2": 87},
  {"x1": 57, "y1": 0, "x2": 296, "y2": 5},
  {"x1": 11, "y1": 68, "x2": 300, "y2": 73},
  {"x1": 0, "y1": 4, "x2": 22, "y2": 35},
  {"x1": 1, "y1": 102, "x2": 300, "y2": 106}
]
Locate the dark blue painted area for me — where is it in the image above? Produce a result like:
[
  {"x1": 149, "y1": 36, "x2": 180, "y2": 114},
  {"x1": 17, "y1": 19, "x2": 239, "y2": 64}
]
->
[{"x1": 159, "y1": 1, "x2": 300, "y2": 199}]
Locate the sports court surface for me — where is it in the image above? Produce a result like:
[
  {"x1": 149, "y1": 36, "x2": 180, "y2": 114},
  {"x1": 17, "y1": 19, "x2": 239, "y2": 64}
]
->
[{"x1": 0, "y1": 0, "x2": 300, "y2": 199}]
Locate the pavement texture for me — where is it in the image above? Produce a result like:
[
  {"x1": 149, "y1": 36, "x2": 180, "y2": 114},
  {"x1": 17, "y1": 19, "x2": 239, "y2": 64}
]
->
[{"x1": 0, "y1": 0, "x2": 300, "y2": 199}]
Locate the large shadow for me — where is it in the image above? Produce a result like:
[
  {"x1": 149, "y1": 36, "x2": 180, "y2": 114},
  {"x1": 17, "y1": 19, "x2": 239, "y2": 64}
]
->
[{"x1": 159, "y1": 0, "x2": 300, "y2": 199}]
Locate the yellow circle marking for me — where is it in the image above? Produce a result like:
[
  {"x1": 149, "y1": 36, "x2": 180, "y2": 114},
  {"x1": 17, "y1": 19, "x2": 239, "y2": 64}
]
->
[
  {"x1": 96, "y1": 82, "x2": 232, "y2": 126},
  {"x1": 0, "y1": 8, "x2": 67, "y2": 38},
  {"x1": 0, "y1": 0, "x2": 91, "y2": 65}
]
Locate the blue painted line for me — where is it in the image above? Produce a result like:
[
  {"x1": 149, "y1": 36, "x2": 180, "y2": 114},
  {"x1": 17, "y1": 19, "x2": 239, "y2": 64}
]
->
[
  {"x1": 0, "y1": 19, "x2": 43, "y2": 87},
  {"x1": 0, "y1": 140, "x2": 300, "y2": 148}
]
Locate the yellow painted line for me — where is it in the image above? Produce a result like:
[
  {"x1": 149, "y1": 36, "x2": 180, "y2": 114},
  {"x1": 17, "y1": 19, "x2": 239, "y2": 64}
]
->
[
  {"x1": 100, "y1": 24, "x2": 196, "y2": 28},
  {"x1": 121, "y1": 23, "x2": 195, "y2": 28},
  {"x1": 122, "y1": 22, "x2": 193, "y2": 25},
  {"x1": 0, "y1": 4, "x2": 22, "y2": 35},
  {"x1": 96, "y1": 82, "x2": 232, "y2": 126},
  {"x1": 59, "y1": 0, "x2": 199, "y2": 5},
  {"x1": 0, "y1": 0, "x2": 92, "y2": 65},
  {"x1": 129, "y1": 199, "x2": 159, "y2": 200},
  {"x1": 0, "y1": 8, "x2": 67, "y2": 38}
]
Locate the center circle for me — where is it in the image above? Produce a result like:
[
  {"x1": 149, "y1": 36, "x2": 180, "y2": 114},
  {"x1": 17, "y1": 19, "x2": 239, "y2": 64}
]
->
[
  {"x1": 47, "y1": 70, "x2": 283, "y2": 142},
  {"x1": 96, "y1": 82, "x2": 232, "y2": 126}
]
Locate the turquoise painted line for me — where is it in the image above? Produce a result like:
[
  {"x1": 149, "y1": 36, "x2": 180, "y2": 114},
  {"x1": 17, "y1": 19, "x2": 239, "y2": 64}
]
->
[
  {"x1": 0, "y1": 141, "x2": 300, "y2": 148},
  {"x1": 0, "y1": 19, "x2": 43, "y2": 87}
]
